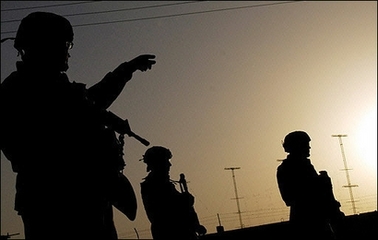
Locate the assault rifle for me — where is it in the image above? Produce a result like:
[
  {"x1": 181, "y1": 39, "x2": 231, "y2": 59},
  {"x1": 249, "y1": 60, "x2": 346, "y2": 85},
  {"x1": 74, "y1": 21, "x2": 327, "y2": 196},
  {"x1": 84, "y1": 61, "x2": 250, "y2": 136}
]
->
[{"x1": 104, "y1": 110, "x2": 150, "y2": 146}]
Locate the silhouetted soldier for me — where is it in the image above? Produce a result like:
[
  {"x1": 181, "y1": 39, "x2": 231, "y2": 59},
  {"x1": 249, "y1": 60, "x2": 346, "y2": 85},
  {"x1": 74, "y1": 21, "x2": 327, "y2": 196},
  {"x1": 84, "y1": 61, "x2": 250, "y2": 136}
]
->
[
  {"x1": 140, "y1": 146, "x2": 207, "y2": 240},
  {"x1": 0, "y1": 12, "x2": 155, "y2": 239},
  {"x1": 276, "y1": 131, "x2": 344, "y2": 239}
]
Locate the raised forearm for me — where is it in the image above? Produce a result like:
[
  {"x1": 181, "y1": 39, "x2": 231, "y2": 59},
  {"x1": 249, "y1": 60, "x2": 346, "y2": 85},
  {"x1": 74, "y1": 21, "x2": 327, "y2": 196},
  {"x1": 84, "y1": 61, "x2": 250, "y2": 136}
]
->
[{"x1": 87, "y1": 54, "x2": 156, "y2": 109}]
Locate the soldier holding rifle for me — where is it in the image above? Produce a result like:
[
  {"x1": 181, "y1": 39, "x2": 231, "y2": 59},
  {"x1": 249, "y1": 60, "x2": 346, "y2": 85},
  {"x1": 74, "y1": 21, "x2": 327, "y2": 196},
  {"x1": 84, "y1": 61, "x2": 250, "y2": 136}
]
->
[
  {"x1": 1, "y1": 12, "x2": 155, "y2": 239},
  {"x1": 140, "y1": 146, "x2": 207, "y2": 239},
  {"x1": 276, "y1": 131, "x2": 345, "y2": 239}
]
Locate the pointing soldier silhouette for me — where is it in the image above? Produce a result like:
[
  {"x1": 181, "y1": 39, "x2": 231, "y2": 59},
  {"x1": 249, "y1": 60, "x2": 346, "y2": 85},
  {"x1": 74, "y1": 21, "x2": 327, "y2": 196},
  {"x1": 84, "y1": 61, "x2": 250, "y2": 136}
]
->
[{"x1": 1, "y1": 12, "x2": 155, "y2": 239}]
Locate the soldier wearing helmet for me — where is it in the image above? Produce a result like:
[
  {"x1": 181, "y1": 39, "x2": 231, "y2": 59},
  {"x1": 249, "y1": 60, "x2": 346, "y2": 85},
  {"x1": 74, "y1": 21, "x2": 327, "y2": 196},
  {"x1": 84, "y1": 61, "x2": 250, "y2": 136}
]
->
[
  {"x1": 276, "y1": 131, "x2": 344, "y2": 239},
  {"x1": 142, "y1": 146, "x2": 173, "y2": 173},
  {"x1": 282, "y1": 130, "x2": 312, "y2": 156},
  {"x1": 1, "y1": 12, "x2": 156, "y2": 239},
  {"x1": 13, "y1": 11, "x2": 74, "y2": 73},
  {"x1": 140, "y1": 146, "x2": 206, "y2": 239}
]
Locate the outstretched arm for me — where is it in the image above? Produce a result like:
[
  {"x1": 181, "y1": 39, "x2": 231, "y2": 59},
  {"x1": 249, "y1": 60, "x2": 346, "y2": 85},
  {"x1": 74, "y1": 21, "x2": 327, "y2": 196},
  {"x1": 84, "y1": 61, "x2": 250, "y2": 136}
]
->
[{"x1": 88, "y1": 54, "x2": 156, "y2": 109}]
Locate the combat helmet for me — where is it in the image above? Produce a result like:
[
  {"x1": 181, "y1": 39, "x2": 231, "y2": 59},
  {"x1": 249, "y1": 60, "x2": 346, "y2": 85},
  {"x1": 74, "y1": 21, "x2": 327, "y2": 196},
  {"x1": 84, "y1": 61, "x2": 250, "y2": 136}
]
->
[
  {"x1": 142, "y1": 146, "x2": 172, "y2": 171},
  {"x1": 282, "y1": 131, "x2": 311, "y2": 153},
  {"x1": 14, "y1": 12, "x2": 73, "y2": 52}
]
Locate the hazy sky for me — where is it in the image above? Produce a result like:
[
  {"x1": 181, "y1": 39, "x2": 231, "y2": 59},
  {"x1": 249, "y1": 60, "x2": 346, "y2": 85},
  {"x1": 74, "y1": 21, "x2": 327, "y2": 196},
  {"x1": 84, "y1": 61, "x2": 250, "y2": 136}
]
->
[{"x1": 1, "y1": 1, "x2": 377, "y2": 239}]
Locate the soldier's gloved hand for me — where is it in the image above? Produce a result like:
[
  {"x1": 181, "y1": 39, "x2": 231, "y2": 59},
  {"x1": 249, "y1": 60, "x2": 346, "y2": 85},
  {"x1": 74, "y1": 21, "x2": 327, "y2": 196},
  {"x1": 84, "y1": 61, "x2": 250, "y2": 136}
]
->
[
  {"x1": 128, "y1": 54, "x2": 156, "y2": 72},
  {"x1": 113, "y1": 54, "x2": 156, "y2": 79}
]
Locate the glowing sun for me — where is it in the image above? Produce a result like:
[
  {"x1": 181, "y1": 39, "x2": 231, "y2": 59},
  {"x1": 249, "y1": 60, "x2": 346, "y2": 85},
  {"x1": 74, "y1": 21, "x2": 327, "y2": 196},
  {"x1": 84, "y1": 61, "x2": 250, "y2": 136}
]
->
[{"x1": 356, "y1": 107, "x2": 377, "y2": 169}]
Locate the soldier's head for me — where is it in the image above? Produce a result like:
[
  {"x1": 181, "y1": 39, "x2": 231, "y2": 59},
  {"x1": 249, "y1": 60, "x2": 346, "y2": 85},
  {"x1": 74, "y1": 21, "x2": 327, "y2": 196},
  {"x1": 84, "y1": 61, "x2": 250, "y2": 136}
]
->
[
  {"x1": 14, "y1": 12, "x2": 74, "y2": 72},
  {"x1": 142, "y1": 146, "x2": 173, "y2": 172},
  {"x1": 282, "y1": 131, "x2": 311, "y2": 157}
]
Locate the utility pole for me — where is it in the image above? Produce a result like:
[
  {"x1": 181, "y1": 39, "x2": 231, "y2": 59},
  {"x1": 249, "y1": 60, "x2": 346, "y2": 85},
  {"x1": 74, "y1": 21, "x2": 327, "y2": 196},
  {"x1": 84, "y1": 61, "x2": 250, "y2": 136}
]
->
[
  {"x1": 216, "y1": 213, "x2": 224, "y2": 233},
  {"x1": 224, "y1": 167, "x2": 244, "y2": 228},
  {"x1": 332, "y1": 134, "x2": 358, "y2": 214}
]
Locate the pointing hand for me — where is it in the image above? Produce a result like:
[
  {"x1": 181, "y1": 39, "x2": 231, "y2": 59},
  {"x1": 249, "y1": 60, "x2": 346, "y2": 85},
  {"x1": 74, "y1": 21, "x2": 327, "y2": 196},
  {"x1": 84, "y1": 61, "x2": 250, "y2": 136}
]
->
[{"x1": 129, "y1": 54, "x2": 156, "y2": 72}]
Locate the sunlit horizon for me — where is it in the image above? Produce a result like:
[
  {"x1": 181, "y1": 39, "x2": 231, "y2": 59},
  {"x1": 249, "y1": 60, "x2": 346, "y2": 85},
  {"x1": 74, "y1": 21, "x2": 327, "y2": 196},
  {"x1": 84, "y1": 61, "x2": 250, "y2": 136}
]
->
[{"x1": 1, "y1": 1, "x2": 376, "y2": 239}]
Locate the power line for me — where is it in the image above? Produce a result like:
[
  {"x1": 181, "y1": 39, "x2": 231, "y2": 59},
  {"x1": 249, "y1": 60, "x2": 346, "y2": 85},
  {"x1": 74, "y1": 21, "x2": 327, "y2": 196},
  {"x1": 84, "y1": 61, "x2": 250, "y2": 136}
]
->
[
  {"x1": 64, "y1": 1, "x2": 201, "y2": 18},
  {"x1": 1, "y1": 1, "x2": 200, "y2": 24},
  {"x1": 73, "y1": 1, "x2": 301, "y2": 28},
  {"x1": 1, "y1": 1, "x2": 96, "y2": 12},
  {"x1": 1, "y1": 1, "x2": 302, "y2": 35}
]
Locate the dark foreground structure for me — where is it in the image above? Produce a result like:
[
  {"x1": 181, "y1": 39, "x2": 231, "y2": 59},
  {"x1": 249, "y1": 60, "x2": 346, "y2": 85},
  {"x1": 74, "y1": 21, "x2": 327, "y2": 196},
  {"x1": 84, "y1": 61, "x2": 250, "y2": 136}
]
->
[
  {"x1": 1, "y1": 211, "x2": 375, "y2": 239},
  {"x1": 200, "y1": 211, "x2": 377, "y2": 240}
]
